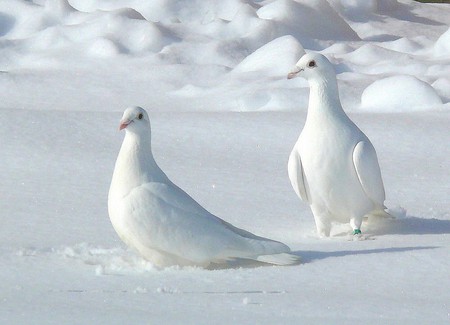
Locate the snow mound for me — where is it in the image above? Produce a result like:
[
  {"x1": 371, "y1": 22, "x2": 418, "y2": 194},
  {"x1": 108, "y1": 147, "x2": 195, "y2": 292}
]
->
[
  {"x1": 86, "y1": 37, "x2": 122, "y2": 57},
  {"x1": 434, "y1": 28, "x2": 450, "y2": 56},
  {"x1": 336, "y1": 0, "x2": 379, "y2": 15},
  {"x1": 233, "y1": 35, "x2": 305, "y2": 76},
  {"x1": 76, "y1": 10, "x2": 177, "y2": 55},
  {"x1": 257, "y1": 0, "x2": 359, "y2": 48},
  {"x1": 0, "y1": 0, "x2": 448, "y2": 112},
  {"x1": 432, "y1": 78, "x2": 450, "y2": 101},
  {"x1": 379, "y1": 37, "x2": 423, "y2": 54},
  {"x1": 225, "y1": 4, "x2": 276, "y2": 51},
  {"x1": 345, "y1": 44, "x2": 406, "y2": 65},
  {"x1": 44, "y1": 0, "x2": 77, "y2": 17},
  {"x1": 361, "y1": 75, "x2": 443, "y2": 112},
  {"x1": 134, "y1": 0, "x2": 247, "y2": 23}
]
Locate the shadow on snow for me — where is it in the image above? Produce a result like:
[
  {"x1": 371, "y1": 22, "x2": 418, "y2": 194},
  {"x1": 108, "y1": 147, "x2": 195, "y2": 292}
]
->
[
  {"x1": 367, "y1": 216, "x2": 450, "y2": 236},
  {"x1": 295, "y1": 246, "x2": 437, "y2": 264}
]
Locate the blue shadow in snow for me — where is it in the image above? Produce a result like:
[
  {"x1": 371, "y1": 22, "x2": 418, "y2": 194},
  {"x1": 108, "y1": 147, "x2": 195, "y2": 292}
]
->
[
  {"x1": 295, "y1": 246, "x2": 438, "y2": 264},
  {"x1": 0, "y1": 13, "x2": 15, "y2": 37},
  {"x1": 368, "y1": 216, "x2": 450, "y2": 236}
]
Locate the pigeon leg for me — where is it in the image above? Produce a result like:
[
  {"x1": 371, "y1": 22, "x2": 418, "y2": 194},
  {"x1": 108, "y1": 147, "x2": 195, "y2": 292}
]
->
[
  {"x1": 311, "y1": 205, "x2": 331, "y2": 237},
  {"x1": 350, "y1": 217, "x2": 363, "y2": 235},
  {"x1": 313, "y1": 215, "x2": 331, "y2": 237}
]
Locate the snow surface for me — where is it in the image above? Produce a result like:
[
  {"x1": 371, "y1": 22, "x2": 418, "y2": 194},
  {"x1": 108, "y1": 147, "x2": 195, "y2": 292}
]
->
[{"x1": 1, "y1": 0, "x2": 449, "y2": 324}]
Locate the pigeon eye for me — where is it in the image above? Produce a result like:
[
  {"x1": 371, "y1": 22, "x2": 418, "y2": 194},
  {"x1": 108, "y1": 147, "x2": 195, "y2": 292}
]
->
[
  {"x1": 308, "y1": 60, "x2": 316, "y2": 68},
  {"x1": 138, "y1": 113, "x2": 143, "y2": 120}
]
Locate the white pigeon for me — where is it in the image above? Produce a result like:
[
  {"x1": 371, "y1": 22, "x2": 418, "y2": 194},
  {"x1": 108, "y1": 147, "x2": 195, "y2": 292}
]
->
[
  {"x1": 108, "y1": 106, "x2": 300, "y2": 268},
  {"x1": 287, "y1": 53, "x2": 389, "y2": 237}
]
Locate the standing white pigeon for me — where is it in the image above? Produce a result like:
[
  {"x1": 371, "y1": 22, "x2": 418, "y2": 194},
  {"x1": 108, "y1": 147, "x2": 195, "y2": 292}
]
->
[
  {"x1": 108, "y1": 106, "x2": 300, "y2": 268},
  {"x1": 287, "y1": 53, "x2": 389, "y2": 237}
]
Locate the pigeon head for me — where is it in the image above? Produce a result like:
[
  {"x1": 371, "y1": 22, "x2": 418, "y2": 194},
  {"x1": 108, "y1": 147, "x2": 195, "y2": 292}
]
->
[
  {"x1": 287, "y1": 53, "x2": 336, "y2": 82},
  {"x1": 119, "y1": 106, "x2": 150, "y2": 132}
]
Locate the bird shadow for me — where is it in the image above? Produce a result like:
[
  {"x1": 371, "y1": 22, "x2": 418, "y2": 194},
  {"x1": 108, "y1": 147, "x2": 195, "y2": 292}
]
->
[
  {"x1": 294, "y1": 246, "x2": 437, "y2": 264},
  {"x1": 208, "y1": 215, "x2": 450, "y2": 270}
]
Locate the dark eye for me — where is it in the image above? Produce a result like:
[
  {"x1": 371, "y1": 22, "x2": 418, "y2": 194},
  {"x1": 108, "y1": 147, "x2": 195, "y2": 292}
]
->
[
  {"x1": 308, "y1": 60, "x2": 316, "y2": 68},
  {"x1": 138, "y1": 113, "x2": 143, "y2": 120}
]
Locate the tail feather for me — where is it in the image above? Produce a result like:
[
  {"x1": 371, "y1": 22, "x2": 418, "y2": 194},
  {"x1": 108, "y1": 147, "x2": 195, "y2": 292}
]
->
[
  {"x1": 386, "y1": 206, "x2": 407, "y2": 219},
  {"x1": 256, "y1": 253, "x2": 301, "y2": 266},
  {"x1": 370, "y1": 206, "x2": 407, "y2": 219},
  {"x1": 370, "y1": 209, "x2": 394, "y2": 219}
]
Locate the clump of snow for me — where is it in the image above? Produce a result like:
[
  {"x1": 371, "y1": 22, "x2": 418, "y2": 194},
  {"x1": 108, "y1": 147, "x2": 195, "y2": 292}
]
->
[
  {"x1": 432, "y1": 78, "x2": 450, "y2": 102},
  {"x1": 59, "y1": 243, "x2": 156, "y2": 275},
  {"x1": 233, "y1": 35, "x2": 305, "y2": 76},
  {"x1": 434, "y1": 28, "x2": 450, "y2": 56},
  {"x1": 156, "y1": 287, "x2": 181, "y2": 294},
  {"x1": 361, "y1": 75, "x2": 443, "y2": 112},
  {"x1": 86, "y1": 37, "x2": 121, "y2": 58},
  {"x1": 133, "y1": 286, "x2": 149, "y2": 294}
]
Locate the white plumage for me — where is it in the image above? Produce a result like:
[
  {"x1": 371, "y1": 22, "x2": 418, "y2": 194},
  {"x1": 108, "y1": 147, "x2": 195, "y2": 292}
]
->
[
  {"x1": 287, "y1": 53, "x2": 389, "y2": 237},
  {"x1": 108, "y1": 106, "x2": 300, "y2": 268}
]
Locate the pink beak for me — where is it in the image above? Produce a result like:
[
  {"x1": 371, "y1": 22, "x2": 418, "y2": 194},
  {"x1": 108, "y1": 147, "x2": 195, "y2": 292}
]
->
[
  {"x1": 119, "y1": 120, "x2": 130, "y2": 130},
  {"x1": 287, "y1": 68, "x2": 302, "y2": 80}
]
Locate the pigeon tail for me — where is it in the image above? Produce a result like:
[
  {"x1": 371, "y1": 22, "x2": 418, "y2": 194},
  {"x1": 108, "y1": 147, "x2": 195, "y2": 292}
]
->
[{"x1": 370, "y1": 209, "x2": 394, "y2": 219}]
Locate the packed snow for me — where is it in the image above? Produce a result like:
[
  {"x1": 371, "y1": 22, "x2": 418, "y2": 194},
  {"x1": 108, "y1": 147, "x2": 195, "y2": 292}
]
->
[{"x1": 1, "y1": 0, "x2": 449, "y2": 324}]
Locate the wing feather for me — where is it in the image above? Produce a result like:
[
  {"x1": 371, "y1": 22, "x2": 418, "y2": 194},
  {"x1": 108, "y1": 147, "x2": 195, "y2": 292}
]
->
[
  {"x1": 287, "y1": 150, "x2": 310, "y2": 204},
  {"x1": 123, "y1": 183, "x2": 289, "y2": 264},
  {"x1": 352, "y1": 141, "x2": 386, "y2": 208}
]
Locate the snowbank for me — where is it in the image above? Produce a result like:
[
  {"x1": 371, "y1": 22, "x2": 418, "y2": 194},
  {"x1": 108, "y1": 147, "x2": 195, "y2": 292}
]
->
[
  {"x1": 361, "y1": 75, "x2": 443, "y2": 112},
  {"x1": 0, "y1": 0, "x2": 448, "y2": 111}
]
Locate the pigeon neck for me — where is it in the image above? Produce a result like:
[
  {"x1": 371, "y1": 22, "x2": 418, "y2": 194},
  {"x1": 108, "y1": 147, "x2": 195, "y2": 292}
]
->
[
  {"x1": 113, "y1": 130, "x2": 166, "y2": 192},
  {"x1": 306, "y1": 76, "x2": 345, "y2": 120},
  {"x1": 126, "y1": 130, "x2": 161, "y2": 174}
]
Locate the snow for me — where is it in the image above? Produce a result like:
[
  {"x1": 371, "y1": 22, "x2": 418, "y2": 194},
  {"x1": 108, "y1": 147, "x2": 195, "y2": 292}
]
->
[
  {"x1": 434, "y1": 27, "x2": 450, "y2": 56},
  {"x1": 1, "y1": 0, "x2": 449, "y2": 324},
  {"x1": 361, "y1": 75, "x2": 443, "y2": 112}
]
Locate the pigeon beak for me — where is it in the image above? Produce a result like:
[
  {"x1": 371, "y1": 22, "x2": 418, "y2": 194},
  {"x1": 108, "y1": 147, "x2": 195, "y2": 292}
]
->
[
  {"x1": 287, "y1": 68, "x2": 303, "y2": 80},
  {"x1": 119, "y1": 120, "x2": 131, "y2": 130}
]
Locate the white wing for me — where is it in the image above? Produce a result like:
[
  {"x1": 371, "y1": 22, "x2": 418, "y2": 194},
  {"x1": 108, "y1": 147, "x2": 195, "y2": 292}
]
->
[
  {"x1": 122, "y1": 182, "x2": 290, "y2": 264},
  {"x1": 352, "y1": 141, "x2": 386, "y2": 208},
  {"x1": 288, "y1": 149, "x2": 310, "y2": 204}
]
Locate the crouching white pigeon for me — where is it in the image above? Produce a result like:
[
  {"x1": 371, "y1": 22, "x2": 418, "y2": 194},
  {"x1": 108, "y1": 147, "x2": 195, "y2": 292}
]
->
[
  {"x1": 287, "y1": 53, "x2": 390, "y2": 237},
  {"x1": 108, "y1": 106, "x2": 300, "y2": 268}
]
